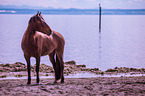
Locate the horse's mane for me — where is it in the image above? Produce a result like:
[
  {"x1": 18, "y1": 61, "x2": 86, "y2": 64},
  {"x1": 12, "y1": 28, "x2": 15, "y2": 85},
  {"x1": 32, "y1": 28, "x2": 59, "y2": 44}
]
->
[
  {"x1": 29, "y1": 16, "x2": 35, "y2": 24},
  {"x1": 29, "y1": 14, "x2": 44, "y2": 24},
  {"x1": 28, "y1": 12, "x2": 52, "y2": 35}
]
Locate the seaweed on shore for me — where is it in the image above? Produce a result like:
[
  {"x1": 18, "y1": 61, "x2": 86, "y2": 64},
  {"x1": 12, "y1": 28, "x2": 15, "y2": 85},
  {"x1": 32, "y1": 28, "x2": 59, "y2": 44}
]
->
[
  {"x1": 105, "y1": 67, "x2": 145, "y2": 74},
  {"x1": 0, "y1": 61, "x2": 145, "y2": 78}
]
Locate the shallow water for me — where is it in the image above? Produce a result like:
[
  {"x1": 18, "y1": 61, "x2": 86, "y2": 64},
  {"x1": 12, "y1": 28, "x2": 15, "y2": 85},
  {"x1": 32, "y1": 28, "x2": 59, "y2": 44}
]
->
[
  {"x1": 0, "y1": 15, "x2": 145, "y2": 71},
  {"x1": 0, "y1": 72, "x2": 144, "y2": 80}
]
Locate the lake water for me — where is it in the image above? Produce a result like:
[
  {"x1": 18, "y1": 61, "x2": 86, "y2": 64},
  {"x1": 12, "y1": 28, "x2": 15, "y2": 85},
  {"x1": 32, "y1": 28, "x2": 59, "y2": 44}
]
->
[{"x1": 0, "y1": 14, "x2": 145, "y2": 71}]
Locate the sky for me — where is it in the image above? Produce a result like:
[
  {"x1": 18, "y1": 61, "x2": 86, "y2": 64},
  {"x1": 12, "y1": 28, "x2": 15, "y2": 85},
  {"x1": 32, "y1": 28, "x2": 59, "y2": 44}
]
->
[{"x1": 0, "y1": 0, "x2": 145, "y2": 9}]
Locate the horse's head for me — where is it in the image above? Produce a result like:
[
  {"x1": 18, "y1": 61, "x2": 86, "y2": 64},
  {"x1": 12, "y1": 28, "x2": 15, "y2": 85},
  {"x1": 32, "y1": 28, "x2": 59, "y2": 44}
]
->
[{"x1": 29, "y1": 12, "x2": 52, "y2": 35}]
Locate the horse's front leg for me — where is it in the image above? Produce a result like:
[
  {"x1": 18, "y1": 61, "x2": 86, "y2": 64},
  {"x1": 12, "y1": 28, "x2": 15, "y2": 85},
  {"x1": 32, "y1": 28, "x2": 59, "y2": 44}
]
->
[
  {"x1": 36, "y1": 57, "x2": 40, "y2": 84},
  {"x1": 24, "y1": 54, "x2": 31, "y2": 85}
]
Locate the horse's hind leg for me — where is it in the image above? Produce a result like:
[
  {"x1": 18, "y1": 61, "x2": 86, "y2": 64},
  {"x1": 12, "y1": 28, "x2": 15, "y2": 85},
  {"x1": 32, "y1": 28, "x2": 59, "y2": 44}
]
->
[
  {"x1": 49, "y1": 51, "x2": 58, "y2": 83},
  {"x1": 55, "y1": 51, "x2": 64, "y2": 83},
  {"x1": 56, "y1": 54, "x2": 64, "y2": 83},
  {"x1": 24, "y1": 54, "x2": 31, "y2": 85},
  {"x1": 35, "y1": 56, "x2": 40, "y2": 84}
]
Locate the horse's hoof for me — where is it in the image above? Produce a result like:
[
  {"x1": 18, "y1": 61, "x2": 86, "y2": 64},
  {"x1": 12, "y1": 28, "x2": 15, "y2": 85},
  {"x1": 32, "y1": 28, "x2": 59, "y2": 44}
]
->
[
  {"x1": 36, "y1": 83, "x2": 40, "y2": 85},
  {"x1": 53, "y1": 81, "x2": 58, "y2": 85},
  {"x1": 27, "y1": 82, "x2": 31, "y2": 85},
  {"x1": 61, "y1": 81, "x2": 64, "y2": 84},
  {"x1": 60, "y1": 81, "x2": 65, "y2": 84}
]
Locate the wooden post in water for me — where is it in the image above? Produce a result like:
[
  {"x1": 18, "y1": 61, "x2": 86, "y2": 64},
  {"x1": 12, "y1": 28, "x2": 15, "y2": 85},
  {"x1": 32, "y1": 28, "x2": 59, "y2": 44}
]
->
[
  {"x1": 99, "y1": 3, "x2": 101, "y2": 32},
  {"x1": 98, "y1": 3, "x2": 102, "y2": 62}
]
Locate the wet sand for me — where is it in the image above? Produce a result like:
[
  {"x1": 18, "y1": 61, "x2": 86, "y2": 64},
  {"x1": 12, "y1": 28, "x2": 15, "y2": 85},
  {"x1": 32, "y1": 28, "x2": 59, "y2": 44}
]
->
[{"x1": 0, "y1": 76, "x2": 145, "y2": 96}]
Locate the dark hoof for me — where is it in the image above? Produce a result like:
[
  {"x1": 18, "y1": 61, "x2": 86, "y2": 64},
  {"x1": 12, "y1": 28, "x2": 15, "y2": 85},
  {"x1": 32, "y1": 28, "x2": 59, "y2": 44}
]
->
[
  {"x1": 53, "y1": 81, "x2": 58, "y2": 85},
  {"x1": 36, "y1": 83, "x2": 40, "y2": 85},
  {"x1": 61, "y1": 82, "x2": 64, "y2": 84},
  {"x1": 27, "y1": 82, "x2": 31, "y2": 85},
  {"x1": 61, "y1": 80, "x2": 64, "y2": 83}
]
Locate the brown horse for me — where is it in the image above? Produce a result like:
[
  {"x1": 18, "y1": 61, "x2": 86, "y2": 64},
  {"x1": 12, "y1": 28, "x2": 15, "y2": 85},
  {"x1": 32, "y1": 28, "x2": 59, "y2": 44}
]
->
[{"x1": 21, "y1": 12, "x2": 65, "y2": 84}]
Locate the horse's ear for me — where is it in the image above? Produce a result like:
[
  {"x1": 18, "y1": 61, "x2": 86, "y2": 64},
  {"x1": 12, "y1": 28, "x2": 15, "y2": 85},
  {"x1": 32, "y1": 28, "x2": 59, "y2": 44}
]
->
[
  {"x1": 36, "y1": 11, "x2": 39, "y2": 16},
  {"x1": 39, "y1": 12, "x2": 41, "y2": 15}
]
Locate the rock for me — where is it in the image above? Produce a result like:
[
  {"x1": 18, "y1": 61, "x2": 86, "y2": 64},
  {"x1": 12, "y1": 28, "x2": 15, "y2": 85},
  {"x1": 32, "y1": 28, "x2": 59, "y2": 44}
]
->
[
  {"x1": 130, "y1": 68, "x2": 138, "y2": 72},
  {"x1": 105, "y1": 67, "x2": 145, "y2": 74},
  {"x1": 0, "y1": 75, "x2": 6, "y2": 78},
  {"x1": 15, "y1": 62, "x2": 26, "y2": 66},
  {"x1": 76, "y1": 65, "x2": 86, "y2": 67},
  {"x1": 65, "y1": 60, "x2": 76, "y2": 64},
  {"x1": 39, "y1": 64, "x2": 54, "y2": 73},
  {"x1": 100, "y1": 72, "x2": 105, "y2": 75},
  {"x1": 105, "y1": 69, "x2": 118, "y2": 72},
  {"x1": 90, "y1": 68, "x2": 99, "y2": 71}
]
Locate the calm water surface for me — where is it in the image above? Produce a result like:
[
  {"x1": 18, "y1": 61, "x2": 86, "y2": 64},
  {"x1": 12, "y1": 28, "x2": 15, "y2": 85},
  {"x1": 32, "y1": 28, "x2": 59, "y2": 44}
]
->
[{"x1": 0, "y1": 14, "x2": 145, "y2": 71}]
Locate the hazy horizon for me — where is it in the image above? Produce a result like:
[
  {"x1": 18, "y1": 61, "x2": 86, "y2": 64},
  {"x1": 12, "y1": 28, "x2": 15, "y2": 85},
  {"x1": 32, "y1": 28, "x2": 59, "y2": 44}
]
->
[
  {"x1": 0, "y1": 0, "x2": 145, "y2": 9},
  {"x1": 1, "y1": 4, "x2": 145, "y2": 10}
]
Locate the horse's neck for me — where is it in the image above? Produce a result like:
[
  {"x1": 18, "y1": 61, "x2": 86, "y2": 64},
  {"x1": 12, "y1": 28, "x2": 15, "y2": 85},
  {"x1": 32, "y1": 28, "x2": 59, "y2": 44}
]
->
[
  {"x1": 47, "y1": 26, "x2": 52, "y2": 36},
  {"x1": 24, "y1": 25, "x2": 36, "y2": 41}
]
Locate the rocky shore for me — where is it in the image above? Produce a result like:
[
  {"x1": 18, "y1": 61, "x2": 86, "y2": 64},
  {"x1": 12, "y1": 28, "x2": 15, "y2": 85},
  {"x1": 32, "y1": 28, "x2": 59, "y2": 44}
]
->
[{"x1": 0, "y1": 60, "x2": 145, "y2": 78}]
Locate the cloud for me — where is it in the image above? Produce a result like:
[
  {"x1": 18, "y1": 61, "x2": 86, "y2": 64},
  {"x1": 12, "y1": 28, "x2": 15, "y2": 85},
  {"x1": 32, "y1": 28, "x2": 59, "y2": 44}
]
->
[{"x1": 133, "y1": 0, "x2": 143, "y2": 1}]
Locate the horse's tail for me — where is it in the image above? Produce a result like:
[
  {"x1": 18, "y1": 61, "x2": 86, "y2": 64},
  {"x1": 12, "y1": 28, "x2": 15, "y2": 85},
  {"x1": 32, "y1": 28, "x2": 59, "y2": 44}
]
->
[{"x1": 55, "y1": 54, "x2": 61, "y2": 80}]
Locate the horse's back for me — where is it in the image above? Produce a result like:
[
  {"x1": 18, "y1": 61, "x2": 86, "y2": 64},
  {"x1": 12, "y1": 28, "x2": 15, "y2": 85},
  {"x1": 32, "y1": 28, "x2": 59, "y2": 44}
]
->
[
  {"x1": 52, "y1": 31, "x2": 65, "y2": 45},
  {"x1": 51, "y1": 31, "x2": 65, "y2": 55}
]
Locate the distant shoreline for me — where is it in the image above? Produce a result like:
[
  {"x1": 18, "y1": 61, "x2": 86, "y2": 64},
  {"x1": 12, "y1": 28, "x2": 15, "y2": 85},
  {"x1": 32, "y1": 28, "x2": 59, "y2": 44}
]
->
[{"x1": 0, "y1": 9, "x2": 145, "y2": 15}]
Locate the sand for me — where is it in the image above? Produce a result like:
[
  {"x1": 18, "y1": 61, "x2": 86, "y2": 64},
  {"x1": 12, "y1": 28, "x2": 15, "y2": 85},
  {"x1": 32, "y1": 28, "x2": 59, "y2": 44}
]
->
[
  {"x1": 0, "y1": 61, "x2": 145, "y2": 95},
  {"x1": 0, "y1": 76, "x2": 145, "y2": 96}
]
